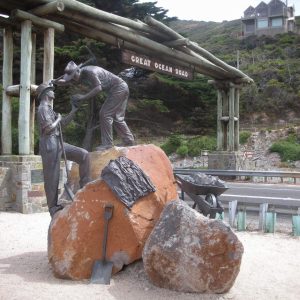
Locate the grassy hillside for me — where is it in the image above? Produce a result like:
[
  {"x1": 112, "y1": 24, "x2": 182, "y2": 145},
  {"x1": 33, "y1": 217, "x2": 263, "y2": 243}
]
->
[{"x1": 170, "y1": 17, "x2": 300, "y2": 126}]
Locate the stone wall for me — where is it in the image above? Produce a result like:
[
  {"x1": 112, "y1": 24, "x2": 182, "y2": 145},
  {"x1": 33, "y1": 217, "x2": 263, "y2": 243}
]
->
[{"x1": 0, "y1": 155, "x2": 63, "y2": 214}]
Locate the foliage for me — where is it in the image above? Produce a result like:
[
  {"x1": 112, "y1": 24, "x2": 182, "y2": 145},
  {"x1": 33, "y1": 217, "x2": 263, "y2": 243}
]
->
[
  {"x1": 239, "y1": 131, "x2": 251, "y2": 145},
  {"x1": 186, "y1": 136, "x2": 217, "y2": 156},
  {"x1": 83, "y1": 0, "x2": 177, "y2": 23},
  {"x1": 176, "y1": 144, "x2": 189, "y2": 157},
  {"x1": 270, "y1": 133, "x2": 300, "y2": 162},
  {"x1": 270, "y1": 141, "x2": 300, "y2": 162},
  {"x1": 160, "y1": 134, "x2": 184, "y2": 155},
  {"x1": 136, "y1": 99, "x2": 169, "y2": 113},
  {"x1": 160, "y1": 134, "x2": 217, "y2": 157}
]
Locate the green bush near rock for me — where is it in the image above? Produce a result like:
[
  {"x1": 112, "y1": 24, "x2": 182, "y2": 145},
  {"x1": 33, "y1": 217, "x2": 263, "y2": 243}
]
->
[
  {"x1": 239, "y1": 131, "x2": 252, "y2": 145},
  {"x1": 161, "y1": 135, "x2": 217, "y2": 157},
  {"x1": 270, "y1": 134, "x2": 300, "y2": 162}
]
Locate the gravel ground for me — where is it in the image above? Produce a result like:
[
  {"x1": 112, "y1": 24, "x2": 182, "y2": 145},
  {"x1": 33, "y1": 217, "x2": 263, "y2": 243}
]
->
[{"x1": 0, "y1": 211, "x2": 300, "y2": 300}]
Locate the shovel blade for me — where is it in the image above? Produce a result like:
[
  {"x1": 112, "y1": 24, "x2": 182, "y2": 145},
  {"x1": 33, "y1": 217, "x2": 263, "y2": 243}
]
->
[{"x1": 90, "y1": 260, "x2": 113, "y2": 285}]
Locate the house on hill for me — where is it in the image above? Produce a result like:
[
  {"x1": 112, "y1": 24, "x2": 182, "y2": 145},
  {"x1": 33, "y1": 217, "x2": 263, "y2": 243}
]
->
[{"x1": 242, "y1": 0, "x2": 296, "y2": 37}]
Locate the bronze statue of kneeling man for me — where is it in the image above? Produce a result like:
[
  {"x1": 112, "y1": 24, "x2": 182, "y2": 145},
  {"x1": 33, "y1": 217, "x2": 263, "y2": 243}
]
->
[{"x1": 36, "y1": 83, "x2": 91, "y2": 218}]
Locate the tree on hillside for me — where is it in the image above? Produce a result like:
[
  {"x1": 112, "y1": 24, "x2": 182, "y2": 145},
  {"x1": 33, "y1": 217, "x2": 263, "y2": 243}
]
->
[{"x1": 80, "y1": 0, "x2": 176, "y2": 22}]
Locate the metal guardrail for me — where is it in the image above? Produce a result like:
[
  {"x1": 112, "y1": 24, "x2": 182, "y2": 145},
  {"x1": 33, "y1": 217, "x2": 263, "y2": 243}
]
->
[
  {"x1": 174, "y1": 168, "x2": 300, "y2": 234},
  {"x1": 174, "y1": 168, "x2": 300, "y2": 214},
  {"x1": 173, "y1": 168, "x2": 300, "y2": 183}
]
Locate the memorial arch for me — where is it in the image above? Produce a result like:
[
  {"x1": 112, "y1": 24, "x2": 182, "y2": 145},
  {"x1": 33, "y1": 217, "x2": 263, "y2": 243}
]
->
[{"x1": 0, "y1": 0, "x2": 252, "y2": 212}]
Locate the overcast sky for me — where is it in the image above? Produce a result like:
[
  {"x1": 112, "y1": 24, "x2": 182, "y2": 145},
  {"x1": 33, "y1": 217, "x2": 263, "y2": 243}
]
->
[{"x1": 138, "y1": 0, "x2": 299, "y2": 22}]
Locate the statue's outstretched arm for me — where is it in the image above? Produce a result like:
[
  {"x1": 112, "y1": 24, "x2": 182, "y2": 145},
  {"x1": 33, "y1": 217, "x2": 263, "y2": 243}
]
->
[
  {"x1": 71, "y1": 85, "x2": 102, "y2": 108},
  {"x1": 51, "y1": 76, "x2": 69, "y2": 86},
  {"x1": 61, "y1": 107, "x2": 78, "y2": 128}
]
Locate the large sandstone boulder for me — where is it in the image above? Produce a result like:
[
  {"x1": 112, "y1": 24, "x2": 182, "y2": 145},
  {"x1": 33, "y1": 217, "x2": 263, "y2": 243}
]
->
[
  {"x1": 142, "y1": 200, "x2": 244, "y2": 293},
  {"x1": 48, "y1": 144, "x2": 177, "y2": 280}
]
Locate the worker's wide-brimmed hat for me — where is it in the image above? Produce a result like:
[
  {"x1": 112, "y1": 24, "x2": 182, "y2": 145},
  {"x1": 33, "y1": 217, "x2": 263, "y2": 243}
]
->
[
  {"x1": 62, "y1": 61, "x2": 79, "y2": 82},
  {"x1": 36, "y1": 83, "x2": 55, "y2": 101}
]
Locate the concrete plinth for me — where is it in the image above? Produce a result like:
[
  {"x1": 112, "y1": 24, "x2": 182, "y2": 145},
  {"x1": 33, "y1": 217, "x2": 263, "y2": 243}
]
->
[
  {"x1": 208, "y1": 151, "x2": 242, "y2": 170},
  {"x1": 0, "y1": 155, "x2": 63, "y2": 213}
]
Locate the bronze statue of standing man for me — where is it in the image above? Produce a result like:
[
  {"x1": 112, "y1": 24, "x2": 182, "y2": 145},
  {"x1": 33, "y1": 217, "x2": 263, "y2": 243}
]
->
[
  {"x1": 36, "y1": 83, "x2": 91, "y2": 217},
  {"x1": 53, "y1": 62, "x2": 135, "y2": 151}
]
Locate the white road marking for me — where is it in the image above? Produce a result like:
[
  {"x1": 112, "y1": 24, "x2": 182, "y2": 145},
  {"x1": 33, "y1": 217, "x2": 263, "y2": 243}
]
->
[{"x1": 222, "y1": 194, "x2": 300, "y2": 201}]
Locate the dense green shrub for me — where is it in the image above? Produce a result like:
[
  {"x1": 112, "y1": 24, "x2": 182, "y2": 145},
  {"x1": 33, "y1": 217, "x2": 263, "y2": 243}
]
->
[
  {"x1": 270, "y1": 136, "x2": 300, "y2": 161},
  {"x1": 239, "y1": 131, "x2": 252, "y2": 145},
  {"x1": 176, "y1": 144, "x2": 189, "y2": 157},
  {"x1": 160, "y1": 134, "x2": 184, "y2": 155},
  {"x1": 187, "y1": 136, "x2": 217, "y2": 156},
  {"x1": 160, "y1": 135, "x2": 216, "y2": 156}
]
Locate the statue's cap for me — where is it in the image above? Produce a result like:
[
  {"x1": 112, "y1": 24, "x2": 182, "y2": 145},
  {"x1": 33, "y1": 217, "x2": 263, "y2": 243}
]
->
[
  {"x1": 63, "y1": 61, "x2": 79, "y2": 82},
  {"x1": 36, "y1": 83, "x2": 54, "y2": 101}
]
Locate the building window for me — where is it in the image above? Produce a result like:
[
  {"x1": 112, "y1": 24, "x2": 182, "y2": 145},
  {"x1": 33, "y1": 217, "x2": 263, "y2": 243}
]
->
[
  {"x1": 257, "y1": 18, "x2": 268, "y2": 28},
  {"x1": 271, "y1": 17, "x2": 283, "y2": 27}
]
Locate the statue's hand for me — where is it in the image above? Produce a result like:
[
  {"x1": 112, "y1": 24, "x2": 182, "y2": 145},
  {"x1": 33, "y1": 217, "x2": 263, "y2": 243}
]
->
[{"x1": 71, "y1": 94, "x2": 84, "y2": 109}]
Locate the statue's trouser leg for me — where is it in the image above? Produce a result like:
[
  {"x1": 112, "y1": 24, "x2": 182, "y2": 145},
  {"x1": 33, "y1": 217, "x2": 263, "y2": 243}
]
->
[
  {"x1": 41, "y1": 136, "x2": 61, "y2": 209},
  {"x1": 64, "y1": 143, "x2": 91, "y2": 188},
  {"x1": 99, "y1": 83, "x2": 134, "y2": 146}
]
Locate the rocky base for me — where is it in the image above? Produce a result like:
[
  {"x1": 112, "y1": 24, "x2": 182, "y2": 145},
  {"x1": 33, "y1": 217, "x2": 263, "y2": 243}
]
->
[{"x1": 48, "y1": 144, "x2": 178, "y2": 280}]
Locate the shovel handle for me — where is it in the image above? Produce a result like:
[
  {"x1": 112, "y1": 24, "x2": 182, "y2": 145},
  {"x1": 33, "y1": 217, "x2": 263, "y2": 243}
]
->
[{"x1": 101, "y1": 204, "x2": 114, "y2": 261}]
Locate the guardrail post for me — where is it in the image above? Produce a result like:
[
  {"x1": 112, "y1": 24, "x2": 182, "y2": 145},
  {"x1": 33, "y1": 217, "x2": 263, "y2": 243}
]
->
[
  {"x1": 215, "y1": 212, "x2": 224, "y2": 220},
  {"x1": 237, "y1": 207, "x2": 246, "y2": 231},
  {"x1": 292, "y1": 215, "x2": 300, "y2": 236},
  {"x1": 228, "y1": 200, "x2": 238, "y2": 228},
  {"x1": 265, "y1": 209, "x2": 277, "y2": 233},
  {"x1": 259, "y1": 203, "x2": 268, "y2": 231},
  {"x1": 292, "y1": 208, "x2": 300, "y2": 236}
]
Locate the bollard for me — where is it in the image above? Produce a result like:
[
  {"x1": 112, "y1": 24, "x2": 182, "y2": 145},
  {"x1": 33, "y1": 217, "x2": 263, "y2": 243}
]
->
[
  {"x1": 265, "y1": 210, "x2": 277, "y2": 233},
  {"x1": 237, "y1": 209, "x2": 247, "y2": 231},
  {"x1": 259, "y1": 203, "x2": 268, "y2": 231},
  {"x1": 228, "y1": 200, "x2": 238, "y2": 228},
  {"x1": 292, "y1": 215, "x2": 300, "y2": 236}
]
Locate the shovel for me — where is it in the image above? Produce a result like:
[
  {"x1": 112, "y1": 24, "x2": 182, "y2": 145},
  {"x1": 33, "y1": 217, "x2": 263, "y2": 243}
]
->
[
  {"x1": 58, "y1": 122, "x2": 74, "y2": 201},
  {"x1": 91, "y1": 204, "x2": 114, "y2": 284}
]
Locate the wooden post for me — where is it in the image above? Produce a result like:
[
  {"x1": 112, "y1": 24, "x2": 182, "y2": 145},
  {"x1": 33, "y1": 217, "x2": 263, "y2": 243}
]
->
[
  {"x1": 1, "y1": 27, "x2": 13, "y2": 154},
  {"x1": 228, "y1": 85, "x2": 235, "y2": 151},
  {"x1": 18, "y1": 20, "x2": 32, "y2": 155},
  {"x1": 43, "y1": 28, "x2": 54, "y2": 83},
  {"x1": 11, "y1": 9, "x2": 64, "y2": 32},
  {"x1": 217, "y1": 89, "x2": 223, "y2": 151},
  {"x1": 222, "y1": 89, "x2": 229, "y2": 151},
  {"x1": 30, "y1": 32, "x2": 36, "y2": 155},
  {"x1": 234, "y1": 87, "x2": 240, "y2": 151}
]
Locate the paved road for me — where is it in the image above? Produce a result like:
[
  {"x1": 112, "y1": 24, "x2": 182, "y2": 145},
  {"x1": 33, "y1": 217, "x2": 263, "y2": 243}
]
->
[
  {"x1": 218, "y1": 182, "x2": 300, "y2": 211},
  {"x1": 181, "y1": 182, "x2": 300, "y2": 211},
  {"x1": 221, "y1": 182, "x2": 300, "y2": 201}
]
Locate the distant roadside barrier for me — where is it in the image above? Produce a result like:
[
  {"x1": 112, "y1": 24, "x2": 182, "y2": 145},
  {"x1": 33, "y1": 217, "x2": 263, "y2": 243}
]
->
[
  {"x1": 173, "y1": 168, "x2": 300, "y2": 184},
  {"x1": 174, "y1": 168, "x2": 300, "y2": 236}
]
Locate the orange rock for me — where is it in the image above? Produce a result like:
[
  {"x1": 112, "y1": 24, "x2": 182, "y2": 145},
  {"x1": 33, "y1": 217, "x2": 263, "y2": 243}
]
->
[{"x1": 48, "y1": 144, "x2": 178, "y2": 280}]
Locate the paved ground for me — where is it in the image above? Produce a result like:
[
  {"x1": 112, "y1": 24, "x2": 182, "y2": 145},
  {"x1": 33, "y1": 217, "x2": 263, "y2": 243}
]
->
[{"x1": 0, "y1": 211, "x2": 300, "y2": 300}]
